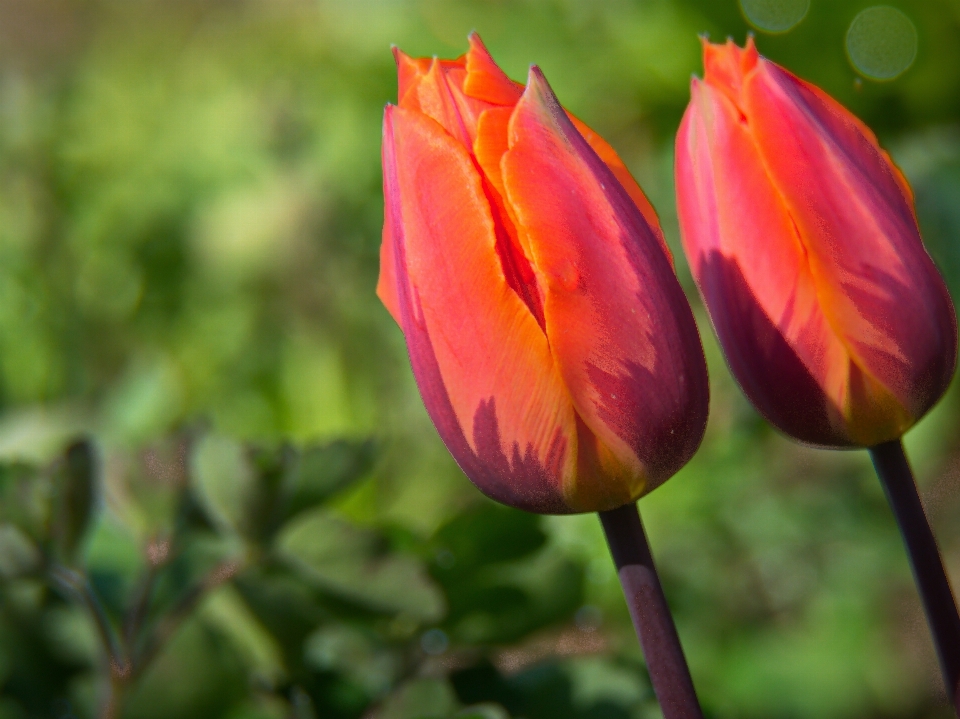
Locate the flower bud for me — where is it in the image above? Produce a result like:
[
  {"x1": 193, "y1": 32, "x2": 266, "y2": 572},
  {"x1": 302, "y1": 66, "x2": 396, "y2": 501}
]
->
[
  {"x1": 676, "y1": 38, "x2": 957, "y2": 447},
  {"x1": 379, "y1": 35, "x2": 709, "y2": 512}
]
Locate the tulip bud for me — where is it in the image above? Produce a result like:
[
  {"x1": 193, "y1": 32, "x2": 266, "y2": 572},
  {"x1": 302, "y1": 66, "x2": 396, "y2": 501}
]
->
[
  {"x1": 378, "y1": 35, "x2": 708, "y2": 513},
  {"x1": 676, "y1": 38, "x2": 957, "y2": 448}
]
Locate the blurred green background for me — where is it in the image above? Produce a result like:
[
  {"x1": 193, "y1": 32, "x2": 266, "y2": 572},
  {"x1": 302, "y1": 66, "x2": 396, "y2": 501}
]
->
[{"x1": 1, "y1": 0, "x2": 959, "y2": 717}]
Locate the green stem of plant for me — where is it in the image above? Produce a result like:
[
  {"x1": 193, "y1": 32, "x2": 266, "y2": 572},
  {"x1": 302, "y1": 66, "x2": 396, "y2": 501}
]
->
[
  {"x1": 49, "y1": 564, "x2": 124, "y2": 668},
  {"x1": 870, "y1": 439, "x2": 960, "y2": 716},
  {"x1": 598, "y1": 502, "x2": 704, "y2": 719},
  {"x1": 100, "y1": 671, "x2": 129, "y2": 719},
  {"x1": 131, "y1": 557, "x2": 243, "y2": 680}
]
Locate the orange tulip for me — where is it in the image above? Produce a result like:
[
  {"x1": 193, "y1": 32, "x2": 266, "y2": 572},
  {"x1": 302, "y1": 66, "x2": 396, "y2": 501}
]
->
[
  {"x1": 378, "y1": 34, "x2": 708, "y2": 513},
  {"x1": 676, "y1": 38, "x2": 957, "y2": 448}
]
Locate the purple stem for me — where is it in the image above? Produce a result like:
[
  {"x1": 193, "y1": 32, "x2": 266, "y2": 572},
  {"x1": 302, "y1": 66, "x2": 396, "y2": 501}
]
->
[
  {"x1": 599, "y1": 502, "x2": 704, "y2": 719},
  {"x1": 870, "y1": 439, "x2": 960, "y2": 715}
]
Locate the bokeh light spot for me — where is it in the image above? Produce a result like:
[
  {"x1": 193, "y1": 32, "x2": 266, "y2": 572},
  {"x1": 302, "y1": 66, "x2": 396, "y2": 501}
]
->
[
  {"x1": 420, "y1": 628, "x2": 449, "y2": 655},
  {"x1": 739, "y1": 0, "x2": 809, "y2": 33},
  {"x1": 846, "y1": 6, "x2": 918, "y2": 80}
]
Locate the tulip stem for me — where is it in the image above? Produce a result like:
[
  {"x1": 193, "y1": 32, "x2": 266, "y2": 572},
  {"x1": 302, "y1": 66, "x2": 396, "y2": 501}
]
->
[
  {"x1": 599, "y1": 502, "x2": 704, "y2": 719},
  {"x1": 870, "y1": 440, "x2": 960, "y2": 715}
]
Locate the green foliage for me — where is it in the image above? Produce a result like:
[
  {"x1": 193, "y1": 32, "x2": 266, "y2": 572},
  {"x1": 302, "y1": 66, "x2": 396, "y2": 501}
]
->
[{"x1": 0, "y1": 0, "x2": 959, "y2": 718}]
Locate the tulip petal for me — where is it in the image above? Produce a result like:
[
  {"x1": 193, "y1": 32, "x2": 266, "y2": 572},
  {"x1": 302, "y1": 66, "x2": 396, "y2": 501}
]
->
[
  {"x1": 474, "y1": 105, "x2": 513, "y2": 197},
  {"x1": 394, "y1": 47, "x2": 432, "y2": 110},
  {"x1": 744, "y1": 61, "x2": 956, "y2": 428},
  {"x1": 502, "y1": 68, "x2": 708, "y2": 504},
  {"x1": 376, "y1": 199, "x2": 401, "y2": 324},
  {"x1": 383, "y1": 105, "x2": 580, "y2": 512},
  {"x1": 567, "y1": 114, "x2": 670, "y2": 262},
  {"x1": 464, "y1": 33, "x2": 524, "y2": 106},
  {"x1": 677, "y1": 79, "x2": 853, "y2": 443}
]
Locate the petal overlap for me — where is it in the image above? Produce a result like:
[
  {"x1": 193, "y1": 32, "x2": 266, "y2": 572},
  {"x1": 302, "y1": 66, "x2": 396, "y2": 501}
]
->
[
  {"x1": 676, "y1": 38, "x2": 957, "y2": 447},
  {"x1": 380, "y1": 36, "x2": 709, "y2": 512},
  {"x1": 504, "y1": 70, "x2": 707, "y2": 502}
]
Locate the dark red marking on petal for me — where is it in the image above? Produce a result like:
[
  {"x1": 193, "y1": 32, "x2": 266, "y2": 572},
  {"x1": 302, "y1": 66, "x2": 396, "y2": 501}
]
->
[{"x1": 699, "y1": 250, "x2": 846, "y2": 446}]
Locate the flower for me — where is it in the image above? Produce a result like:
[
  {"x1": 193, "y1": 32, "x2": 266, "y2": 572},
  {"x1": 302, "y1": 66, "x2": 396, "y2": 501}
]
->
[
  {"x1": 378, "y1": 34, "x2": 708, "y2": 513},
  {"x1": 676, "y1": 38, "x2": 957, "y2": 447}
]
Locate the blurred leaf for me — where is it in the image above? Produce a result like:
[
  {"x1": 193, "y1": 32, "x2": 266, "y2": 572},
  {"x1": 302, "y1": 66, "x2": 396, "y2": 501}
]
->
[
  {"x1": 50, "y1": 440, "x2": 97, "y2": 564},
  {"x1": 121, "y1": 616, "x2": 248, "y2": 719},
  {"x1": 283, "y1": 439, "x2": 377, "y2": 521},
  {"x1": 199, "y1": 584, "x2": 286, "y2": 685},
  {"x1": 380, "y1": 678, "x2": 459, "y2": 719},
  {"x1": 430, "y1": 505, "x2": 546, "y2": 574},
  {"x1": 192, "y1": 436, "x2": 375, "y2": 544},
  {"x1": 0, "y1": 462, "x2": 49, "y2": 543},
  {"x1": 0, "y1": 525, "x2": 41, "y2": 579},
  {"x1": 304, "y1": 624, "x2": 398, "y2": 696},
  {"x1": 276, "y1": 509, "x2": 445, "y2": 622},
  {"x1": 191, "y1": 434, "x2": 255, "y2": 536},
  {"x1": 242, "y1": 444, "x2": 292, "y2": 543},
  {"x1": 244, "y1": 438, "x2": 375, "y2": 543},
  {"x1": 427, "y1": 506, "x2": 578, "y2": 644},
  {"x1": 454, "y1": 704, "x2": 511, "y2": 719}
]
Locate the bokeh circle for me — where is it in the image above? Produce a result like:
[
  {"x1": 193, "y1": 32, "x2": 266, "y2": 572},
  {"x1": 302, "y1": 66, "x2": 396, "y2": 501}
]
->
[
  {"x1": 739, "y1": 0, "x2": 810, "y2": 33},
  {"x1": 846, "y1": 6, "x2": 918, "y2": 80}
]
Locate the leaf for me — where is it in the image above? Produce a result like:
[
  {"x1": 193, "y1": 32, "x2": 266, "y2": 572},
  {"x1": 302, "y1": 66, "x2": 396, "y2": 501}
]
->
[
  {"x1": 51, "y1": 440, "x2": 97, "y2": 564},
  {"x1": 243, "y1": 444, "x2": 294, "y2": 543},
  {"x1": 453, "y1": 704, "x2": 511, "y2": 719},
  {"x1": 430, "y1": 505, "x2": 545, "y2": 577},
  {"x1": 0, "y1": 524, "x2": 42, "y2": 578},
  {"x1": 199, "y1": 583, "x2": 287, "y2": 684},
  {"x1": 192, "y1": 436, "x2": 375, "y2": 544},
  {"x1": 379, "y1": 678, "x2": 459, "y2": 719},
  {"x1": 283, "y1": 439, "x2": 376, "y2": 521},
  {"x1": 0, "y1": 461, "x2": 49, "y2": 542},
  {"x1": 304, "y1": 624, "x2": 398, "y2": 695},
  {"x1": 246, "y1": 438, "x2": 377, "y2": 541},
  {"x1": 191, "y1": 434, "x2": 255, "y2": 535},
  {"x1": 276, "y1": 509, "x2": 445, "y2": 622}
]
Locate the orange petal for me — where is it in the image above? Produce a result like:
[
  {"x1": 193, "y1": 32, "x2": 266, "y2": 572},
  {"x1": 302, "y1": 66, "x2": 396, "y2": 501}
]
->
[
  {"x1": 383, "y1": 105, "x2": 579, "y2": 512},
  {"x1": 677, "y1": 78, "x2": 855, "y2": 444},
  {"x1": 394, "y1": 47, "x2": 432, "y2": 111},
  {"x1": 502, "y1": 68, "x2": 708, "y2": 505},
  {"x1": 744, "y1": 57, "x2": 955, "y2": 432},
  {"x1": 376, "y1": 188, "x2": 401, "y2": 324},
  {"x1": 702, "y1": 36, "x2": 759, "y2": 108},
  {"x1": 474, "y1": 105, "x2": 513, "y2": 197},
  {"x1": 464, "y1": 32, "x2": 524, "y2": 106},
  {"x1": 567, "y1": 113, "x2": 671, "y2": 263}
]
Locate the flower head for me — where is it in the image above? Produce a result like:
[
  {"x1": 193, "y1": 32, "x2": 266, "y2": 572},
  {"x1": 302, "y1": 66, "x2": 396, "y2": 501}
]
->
[
  {"x1": 676, "y1": 38, "x2": 957, "y2": 447},
  {"x1": 379, "y1": 35, "x2": 709, "y2": 512}
]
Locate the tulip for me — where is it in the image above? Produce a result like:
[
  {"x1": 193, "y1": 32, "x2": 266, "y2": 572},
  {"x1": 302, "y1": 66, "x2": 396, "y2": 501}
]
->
[
  {"x1": 379, "y1": 36, "x2": 711, "y2": 717},
  {"x1": 676, "y1": 38, "x2": 960, "y2": 712},
  {"x1": 378, "y1": 34, "x2": 709, "y2": 515},
  {"x1": 676, "y1": 37, "x2": 956, "y2": 449}
]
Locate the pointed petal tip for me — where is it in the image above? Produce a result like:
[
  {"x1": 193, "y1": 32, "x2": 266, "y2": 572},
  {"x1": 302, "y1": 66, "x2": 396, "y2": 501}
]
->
[
  {"x1": 466, "y1": 31, "x2": 493, "y2": 65},
  {"x1": 521, "y1": 65, "x2": 561, "y2": 113},
  {"x1": 382, "y1": 104, "x2": 397, "y2": 133}
]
